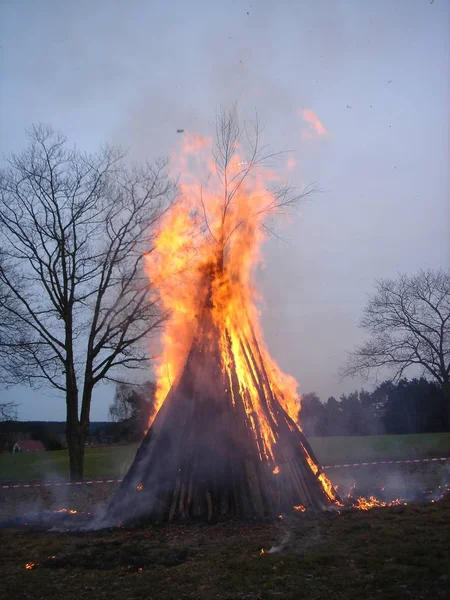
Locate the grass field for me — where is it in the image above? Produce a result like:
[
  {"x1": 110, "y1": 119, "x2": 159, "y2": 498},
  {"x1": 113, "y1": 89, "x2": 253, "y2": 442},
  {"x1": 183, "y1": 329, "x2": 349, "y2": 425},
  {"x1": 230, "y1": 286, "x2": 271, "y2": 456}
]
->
[
  {"x1": 0, "y1": 444, "x2": 137, "y2": 482},
  {"x1": 1, "y1": 499, "x2": 449, "y2": 599},
  {"x1": 1, "y1": 432, "x2": 449, "y2": 482}
]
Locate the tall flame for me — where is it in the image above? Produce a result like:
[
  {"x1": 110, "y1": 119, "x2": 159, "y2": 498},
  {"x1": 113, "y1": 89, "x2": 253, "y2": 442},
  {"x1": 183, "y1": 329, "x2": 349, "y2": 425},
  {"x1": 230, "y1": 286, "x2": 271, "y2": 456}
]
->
[
  {"x1": 145, "y1": 130, "x2": 299, "y2": 436},
  {"x1": 142, "y1": 120, "x2": 339, "y2": 508}
]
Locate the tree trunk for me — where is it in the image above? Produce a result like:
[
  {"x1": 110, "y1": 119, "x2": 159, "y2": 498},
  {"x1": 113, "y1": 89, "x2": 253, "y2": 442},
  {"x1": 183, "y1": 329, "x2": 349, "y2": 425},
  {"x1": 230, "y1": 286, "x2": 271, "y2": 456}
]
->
[
  {"x1": 443, "y1": 376, "x2": 450, "y2": 431},
  {"x1": 65, "y1": 387, "x2": 93, "y2": 481},
  {"x1": 66, "y1": 390, "x2": 84, "y2": 481},
  {"x1": 65, "y1": 364, "x2": 84, "y2": 481},
  {"x1": 67, "y1": 430, "x2": 85, "y2": 481},
  {"x1": 78, "y1": 382, "x2": 93, "y2": 478}
]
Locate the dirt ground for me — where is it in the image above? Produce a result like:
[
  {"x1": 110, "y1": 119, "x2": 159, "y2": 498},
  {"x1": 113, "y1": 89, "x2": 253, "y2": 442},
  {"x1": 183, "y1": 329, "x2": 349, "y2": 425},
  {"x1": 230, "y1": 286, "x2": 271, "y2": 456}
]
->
[
  {"x1": 1, "y1": 497, "x2": 449, "y2": 600},
  {"x1": 1, "y1": 462, "x2": 448, "y2": 598},
  {"x1": 0, "y1": 481, "x2": 119, "y2": 521}
]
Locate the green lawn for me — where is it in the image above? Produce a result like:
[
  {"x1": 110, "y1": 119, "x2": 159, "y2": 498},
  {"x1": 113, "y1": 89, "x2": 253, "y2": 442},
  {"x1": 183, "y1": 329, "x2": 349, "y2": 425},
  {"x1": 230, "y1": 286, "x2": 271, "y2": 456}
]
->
[
  {"x1": 1, "y1": 499, "x2": 449, "y2": 599},
  {"x1": 310, "y1": 432, "x2": 450, "y2": 465},
  {"x1": 0, "y1": 445, "x2": 138, "y2": 482},
  {"x1": 1, "y1": 433, "x2": 449, "y2": 482}
]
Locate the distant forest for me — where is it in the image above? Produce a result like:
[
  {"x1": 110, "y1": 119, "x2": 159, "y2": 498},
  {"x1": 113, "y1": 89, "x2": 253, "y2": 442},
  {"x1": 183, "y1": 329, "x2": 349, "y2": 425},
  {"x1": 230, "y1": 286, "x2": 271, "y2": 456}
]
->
[
  {"x1": 0, "y1": 421, "x2": 112, "y2": 435},
  {"x1": 0, "y1": 421, "x2": 121, "y2": 452},
  {"x1": 299, "y1": 378, "x2": 449, "y2": 437},
  {"x1": 1, "y1": 377, "x2": 448, "y2": 451}
]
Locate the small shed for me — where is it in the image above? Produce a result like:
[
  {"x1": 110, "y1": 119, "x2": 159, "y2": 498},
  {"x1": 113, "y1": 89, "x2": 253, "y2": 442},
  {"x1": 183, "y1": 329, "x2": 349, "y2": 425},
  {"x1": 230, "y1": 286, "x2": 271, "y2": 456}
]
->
[{"x1": 12, "y1": 440, "x2": 45, "y2": 453}]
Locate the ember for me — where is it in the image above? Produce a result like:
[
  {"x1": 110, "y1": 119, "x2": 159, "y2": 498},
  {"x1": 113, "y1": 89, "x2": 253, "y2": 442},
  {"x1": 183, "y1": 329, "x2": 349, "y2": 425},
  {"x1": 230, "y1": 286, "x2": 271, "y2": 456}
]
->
[
  {"x1": 106, "y1": 110, "x2": 340, "y2": 524},
  {"x1": 24, "y1": 563, "x2": 35, "y2": 570},
  {"x1": 55, "y1": 508, "x2": 77, "y2": 515}
]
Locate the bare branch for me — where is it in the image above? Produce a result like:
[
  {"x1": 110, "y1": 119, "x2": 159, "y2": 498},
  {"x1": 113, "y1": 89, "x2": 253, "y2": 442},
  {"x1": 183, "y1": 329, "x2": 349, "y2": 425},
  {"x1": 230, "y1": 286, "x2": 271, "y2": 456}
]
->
[
  {"x1": 341, "y1": 269, "x2": 450, "y2": 400},
  {"x1": 0, "y1": 124, "x2": 175, "y2": 478}
]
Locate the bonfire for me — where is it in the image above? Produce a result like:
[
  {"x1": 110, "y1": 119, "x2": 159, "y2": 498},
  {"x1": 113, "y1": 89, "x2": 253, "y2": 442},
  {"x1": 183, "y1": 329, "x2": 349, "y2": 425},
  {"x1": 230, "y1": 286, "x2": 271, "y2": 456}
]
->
[{"x1": 107, "y1": 110, "x2": 340, "y2": 523}]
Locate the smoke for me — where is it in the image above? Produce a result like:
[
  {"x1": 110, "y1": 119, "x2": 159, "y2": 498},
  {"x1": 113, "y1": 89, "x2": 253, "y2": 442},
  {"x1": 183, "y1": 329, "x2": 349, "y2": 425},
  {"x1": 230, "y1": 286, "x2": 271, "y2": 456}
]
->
[
  {"x1": 328, "y1": 461, "x2": 450, "y2": 505},
  {"x1": 268, "y1": 530, "x2": 291, "y2": 554}
]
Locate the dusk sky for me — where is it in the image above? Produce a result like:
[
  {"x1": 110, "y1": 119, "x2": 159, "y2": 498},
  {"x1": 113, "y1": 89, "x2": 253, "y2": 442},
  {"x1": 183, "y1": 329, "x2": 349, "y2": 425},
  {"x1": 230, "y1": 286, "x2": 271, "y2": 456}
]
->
[{"x1": 1, "y1": 0, "x2": 448, "y2": 421}]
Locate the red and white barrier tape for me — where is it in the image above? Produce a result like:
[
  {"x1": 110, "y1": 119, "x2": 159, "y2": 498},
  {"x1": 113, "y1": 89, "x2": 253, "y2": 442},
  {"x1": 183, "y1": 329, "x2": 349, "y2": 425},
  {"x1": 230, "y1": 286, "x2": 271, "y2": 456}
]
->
[
  {"x1": 322, "y1": 456, "x2": 450, "y2": 469},
  {"x1": 1, "y1": 478, "x2": 123, "y2": 489},
  {"x1": 1, "y1": 457, "x2": 449, "y2": 489}
]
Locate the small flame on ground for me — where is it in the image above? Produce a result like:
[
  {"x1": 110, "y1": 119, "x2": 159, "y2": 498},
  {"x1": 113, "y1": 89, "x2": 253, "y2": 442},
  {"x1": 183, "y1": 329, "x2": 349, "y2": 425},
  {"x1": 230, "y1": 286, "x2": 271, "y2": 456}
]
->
[
  {"x1": 273, "y1": 466, "x2": 280, "y2": 475},
  {"x1": 25, "y1": 563, "x2": 35, "y2": 570},
  {"x1": 260, "y1": 548, "x2": 265, "y2": 556},
  {"x1": 55, "y1": 508, "x2": 77, "y2": 515},
  {"x1": 353, "y1": 496, "x2": 408, "y2": 511},
  {"x1": 347, "y1": 482, "x2": 356, "y2": 499},
  {"x1": 293, "y1": 504, "x2": 306, "y2": 512},
  {"x1": 136, "y1": 483, "x2": 144, "y2": 491}
]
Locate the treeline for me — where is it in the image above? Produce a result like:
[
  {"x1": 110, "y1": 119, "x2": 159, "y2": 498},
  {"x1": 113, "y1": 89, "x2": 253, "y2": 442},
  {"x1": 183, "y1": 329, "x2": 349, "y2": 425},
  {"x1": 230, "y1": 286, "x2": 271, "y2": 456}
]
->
[
  {"x1": 2, "y1": 378, "x2": 447, "y2": 450},
  {"x1": 107, "y1": 376, "x2": 450, "y2": 441},
  {"x1": 0, "y1": 421, "x2": 122, "y2": 452},
  {"x1": 0, "y1": 421, "x2": 114, "y2": 435},
  {"x1": 299, "y1": 378, "x2": 449, "y2": 437}
]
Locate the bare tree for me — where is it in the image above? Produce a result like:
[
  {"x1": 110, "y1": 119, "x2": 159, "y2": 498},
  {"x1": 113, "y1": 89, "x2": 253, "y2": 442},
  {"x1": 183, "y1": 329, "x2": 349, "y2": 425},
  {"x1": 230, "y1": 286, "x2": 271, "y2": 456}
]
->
[
  {"x1": 0, "y1": 125, "x2": 174, "y2": 479},
  {"x1": 342, "y1": 269, "x2": 450, "y2": 423},
  {"x1": 206, "y1": 107, "x2": 312, "y2": 267},
  {"x1": 0, "y1": 252, "x2": 37, "y2": 386},
  {"x1": 0, "y1": 400, "x2": 17, "y2": 421},
  {"x1": 109, "y1": 380, "x2": 156, "y2": 441}
]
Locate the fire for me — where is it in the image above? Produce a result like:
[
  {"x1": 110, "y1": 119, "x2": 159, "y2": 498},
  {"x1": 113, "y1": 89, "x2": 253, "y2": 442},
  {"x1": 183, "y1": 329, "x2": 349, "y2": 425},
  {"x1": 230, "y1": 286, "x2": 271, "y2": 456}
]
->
[
  {"x1": 299, "y1": 109, "x2": 329, "y2": 139},
  {"x1": 353, "y1": 496, "x2": 408, "y2": 511},
  {"x1": 25, "y1": 562, "x2": 35, "y2": 570},
  {"x1": 55, "y1": 508, "x2": 77, "y2": 515},
  {"x1": 293, "y1": 504, "x2": 306, "y2": 512},
  {"x1": 304, "y1": 450, "x2": 340, "y2": 503},
  {"x1": 260, "y1": 548, "x2": 265, "y2": 556},
  {"x1": 144, "y1": 113, "x2": 337, "y2": 501},
  {"x1": 136, "y1": 483, "x2": 144, "y2": 491}
]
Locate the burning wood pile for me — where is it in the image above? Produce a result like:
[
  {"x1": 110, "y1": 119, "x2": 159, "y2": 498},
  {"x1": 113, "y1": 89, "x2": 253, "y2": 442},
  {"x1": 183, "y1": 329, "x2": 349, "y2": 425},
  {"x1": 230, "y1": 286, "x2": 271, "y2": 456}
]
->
[{"x1": 106, "y1": 111, "x2": 340, "y2": 524}]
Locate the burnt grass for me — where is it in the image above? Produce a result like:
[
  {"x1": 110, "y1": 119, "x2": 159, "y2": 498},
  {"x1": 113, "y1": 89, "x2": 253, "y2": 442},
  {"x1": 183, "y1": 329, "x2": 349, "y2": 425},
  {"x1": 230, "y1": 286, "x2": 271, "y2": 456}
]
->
[{"x1": 1, "y1": 499, "x2": 449, "y2": 600}]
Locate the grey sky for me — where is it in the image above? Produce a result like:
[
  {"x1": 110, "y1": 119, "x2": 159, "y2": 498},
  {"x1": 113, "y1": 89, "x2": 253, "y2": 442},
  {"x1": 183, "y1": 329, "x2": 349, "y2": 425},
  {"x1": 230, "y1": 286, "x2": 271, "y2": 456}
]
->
[{"x1": 1, "y1": 0, "x2": 448, "y2": 421}]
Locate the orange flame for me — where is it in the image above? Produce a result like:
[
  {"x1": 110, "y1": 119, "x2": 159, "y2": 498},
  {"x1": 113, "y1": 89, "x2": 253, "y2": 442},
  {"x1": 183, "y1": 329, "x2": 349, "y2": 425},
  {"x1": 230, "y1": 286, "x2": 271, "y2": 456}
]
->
[
  {"x1": 353, "y1": 496, "x2": 408, "y2": 511},
  {"x1": 55, "y1": 508, "x2": 77, "y2": 515},
  {"x1": 293, "y1": 504, "x2": 306, "y2": 512},
  {"x1": 299, "y1": 109, "x2": 329, "y2": 139},
  {"x1": 144, "y1": 121, "x2": 336, "y2": 500},
  {"x1": 145, "y1": 132, "x2": 299, "y2": 433},
  {"x1": 304, "y1": 450, "x2": 340, "y2": 503}
]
